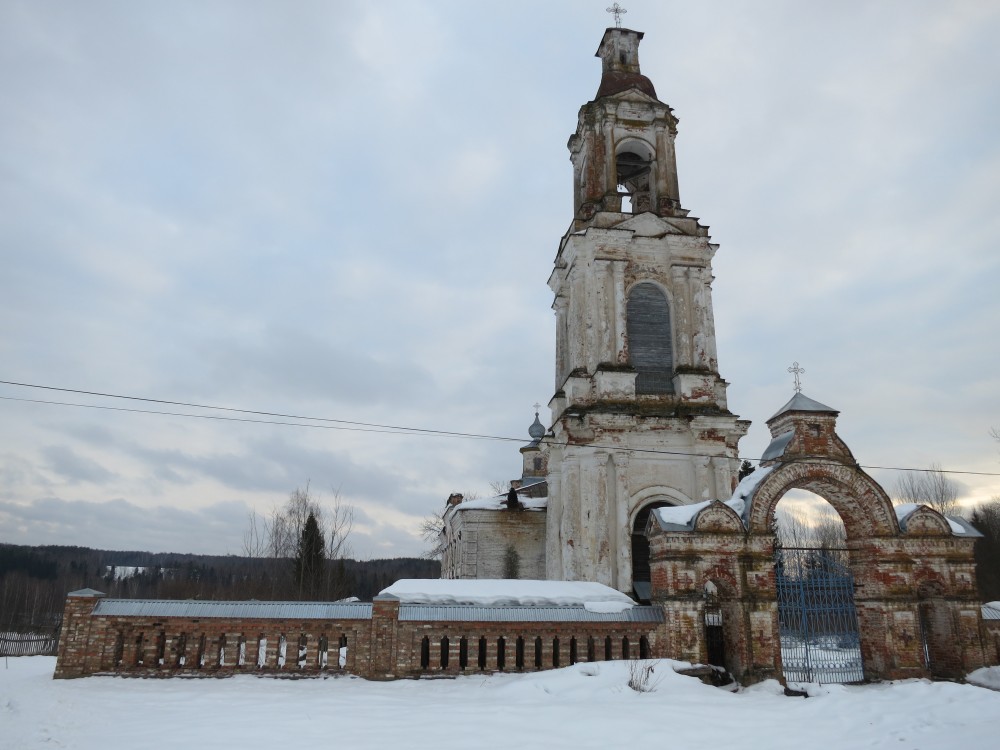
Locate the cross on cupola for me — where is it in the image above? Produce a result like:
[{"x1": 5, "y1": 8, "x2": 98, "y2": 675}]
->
[
  {"x1": 787, "y1": 362, "x2": 805, "y2": 393},
  {"x1": 606, "y1": 3, "x2": 627, "y2": 28}
]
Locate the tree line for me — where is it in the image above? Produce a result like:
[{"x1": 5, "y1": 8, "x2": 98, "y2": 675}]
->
[{"x1": 0, "y1": 484, "x2": 438, "y2": 636}]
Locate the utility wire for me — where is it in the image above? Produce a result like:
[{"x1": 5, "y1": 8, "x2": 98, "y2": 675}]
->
[{"x1": 1, "y1": 380, "x2": 998, "y2": 478}]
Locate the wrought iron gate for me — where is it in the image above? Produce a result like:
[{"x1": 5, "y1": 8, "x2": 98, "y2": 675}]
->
[{"x1": 775, "y1": 547, "x2": 864, "y2": 684}]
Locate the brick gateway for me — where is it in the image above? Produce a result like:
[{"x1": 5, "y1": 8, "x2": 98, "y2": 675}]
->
[{"x1": 645, "y1": 394, "x2": 996, "y2": 682}]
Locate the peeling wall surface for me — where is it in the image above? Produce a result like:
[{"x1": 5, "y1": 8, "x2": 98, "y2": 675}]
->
[{"x1": 441, "y1": 509, "x2": 546, "y2": 580}]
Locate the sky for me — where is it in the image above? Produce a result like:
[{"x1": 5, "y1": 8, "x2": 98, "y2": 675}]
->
[{"x1": 1, "y1": 0, "x2": 999, "y2": 559}]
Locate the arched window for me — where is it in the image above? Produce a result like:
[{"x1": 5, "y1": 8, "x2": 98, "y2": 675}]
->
[
  {"x1": 440, "y1": 637, "x2": 449, "y2": 670},
  {"x1": 616, "y1": 146, "x2": 653, "y2": 214},
  {"x1": 626, "y1": 283, "x2": 673, "y2": 394},
  {"x1": 420, "y1": 636, "x2": 430, "y2": 669}
]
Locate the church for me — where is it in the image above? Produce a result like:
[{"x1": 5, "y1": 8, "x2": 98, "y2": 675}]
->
[
  {"x1": 52, "y1": 20, "x2": 997, "y2": 687},
  {"x1": 440, "y1": 24, "x2": 748, "y2": 600}
]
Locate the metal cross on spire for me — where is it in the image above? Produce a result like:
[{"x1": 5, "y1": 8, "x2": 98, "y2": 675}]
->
[
  {"x1": 787, "y1": 362, "x2": 805, "y2": 393},
  {"x1": 533, "y1": 402, "x2": 542, "y2": 414},
  {"x1": 606, "y1": 3, "x2": 627, "y2": 28}
]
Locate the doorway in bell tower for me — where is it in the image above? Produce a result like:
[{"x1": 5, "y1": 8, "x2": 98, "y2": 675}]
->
[{"x1": 631, "y1": 501, "x2": 672, "y2": 601}]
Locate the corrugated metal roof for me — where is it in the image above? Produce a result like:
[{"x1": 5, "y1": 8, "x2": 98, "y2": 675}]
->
[
  {"x1": 398, "y1": 604, "x2": 664, "y2": 623},
  {"x1": 92, "y1": 599, "x2": 372, "y2": 620},
  {"x1": 982, "y1": 602, "x2": 1000, "y2": 621}
]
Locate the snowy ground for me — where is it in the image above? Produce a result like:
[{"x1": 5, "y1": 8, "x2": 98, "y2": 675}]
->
[{"x1": 2, "y1": 657, "x2": 999, "y2": 750}]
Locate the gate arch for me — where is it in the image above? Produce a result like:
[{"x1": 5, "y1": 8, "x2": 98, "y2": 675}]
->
[
  {"x1": 644, "y1": 391, "x2": 989, "y2": 685},
  {"x1": 746, "y1": 461, "x2": 899, "y2": 540}
]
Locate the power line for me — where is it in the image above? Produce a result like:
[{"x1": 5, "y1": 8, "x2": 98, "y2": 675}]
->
[
  {"x1": 0, "y1": 379, "x2": 500, "y2": 440},
  {"x1": 1, "y1": 380, "x2": 998, "y2": 478}
]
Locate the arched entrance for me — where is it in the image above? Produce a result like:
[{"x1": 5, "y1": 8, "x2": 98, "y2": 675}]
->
[
  {"x1": 631, "y1": 501, "x2": 672, "y2": 601},
  {"x1": 771, "y1": 490, "x2": 862, "y2": 683},
  {"x1": 749, "y1": 461, "x2": 898, "y2": 683}
]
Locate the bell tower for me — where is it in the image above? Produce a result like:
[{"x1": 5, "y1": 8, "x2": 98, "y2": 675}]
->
[
  {"x1": 571, "y1": 27, "x2": 681, "y2": 222},
  {"x1": 545, "y1": 26, "x2": 749, "y2": 597}
]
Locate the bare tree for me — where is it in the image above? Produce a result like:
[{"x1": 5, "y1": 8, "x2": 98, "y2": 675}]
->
[
  {"x1": 488, "y1": 480, "x2": 510, "y2": 497},
  {"x1": 419, "y1": 514, "x2": 446, "y2": 560},
  {"x1": 268, "y1": 485, "x2": 319, "y2": 559},
  {"x1": 325, "y1": 491, "x2": 354, "y2": 561},
  {"x1": 892, "y1": 464, "x2": 961, "y2": 517},
  {"x1": 241, "y1": 483, "x2": 356, "y2": 599},
  {"x1": 418, "y1": 490, "x2": 483, "y2": 559},
  {"x1": 242, "y1": 511, "x2": 269, "y2": 558},
  {"x1": 775, "y1": 508, "x2": 846, "y2": 549}
]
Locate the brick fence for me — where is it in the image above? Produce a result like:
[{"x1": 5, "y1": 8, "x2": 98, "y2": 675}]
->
[{"x1": 54, "y1": 589, "x2": 666, "y2": 680}]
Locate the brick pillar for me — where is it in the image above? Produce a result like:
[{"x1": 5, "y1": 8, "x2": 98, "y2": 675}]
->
[
  {"x1": 54, "y1": 588, "x2": 105, "y2": 679},
  {"x1": 444, "y1": 635, "x2": 460, "y2": 674},
  {"x1": 368, "y1": 595, "x2": 400, "y2": 679}
]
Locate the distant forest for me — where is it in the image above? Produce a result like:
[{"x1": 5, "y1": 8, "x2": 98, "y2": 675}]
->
[{"x1": 0, "y1": 543, "x2": 439, "y2": 635}]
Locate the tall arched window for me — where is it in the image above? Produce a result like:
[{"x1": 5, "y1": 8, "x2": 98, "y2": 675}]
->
[{"x1": 626, "y1": 283, "x2": 673, "y2": 394}]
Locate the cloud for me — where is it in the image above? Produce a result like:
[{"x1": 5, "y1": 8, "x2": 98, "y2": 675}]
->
[{"x1": 40, "y1": 445, "x2": 116, "y2": 484}]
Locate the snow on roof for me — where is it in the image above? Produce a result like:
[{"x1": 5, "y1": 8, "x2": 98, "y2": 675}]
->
[
  {"x1": 397, "y1": 604, "x2": 662, "y2": 623},
  {"x1": 92, "y1": 600, "x2": 373, "y2": 619},
  {"x1": 893, "y1": 503, "x2": 975, "y2": 536},
  {"x1": 450, "y1": 494, "x2": 548, "y2": 512},
  {"x1": 652, "y1": 466, "x2": 773, "y2": 532},
  {"x1": 982, "y1": 602, "x2": 1000, "y2": 621},
  {"x1": 68, "y1": 588, "x2": 106, "y2": 597},
  {"x1": 378, "y1": 579, "x2": 637, "y2": 614},
  {"x1": 731, "y1": 465, "x2": 774, "y2": 507}
]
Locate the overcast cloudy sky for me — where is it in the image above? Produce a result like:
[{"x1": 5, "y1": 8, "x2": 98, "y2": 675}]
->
[{"x1": 1, "y1": 1, "x2": 998, "y2": 559}]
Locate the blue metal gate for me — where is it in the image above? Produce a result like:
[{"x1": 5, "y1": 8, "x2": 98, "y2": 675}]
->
[{"x1": 775, "y1": 548, "x2": 864, "y2": 684}]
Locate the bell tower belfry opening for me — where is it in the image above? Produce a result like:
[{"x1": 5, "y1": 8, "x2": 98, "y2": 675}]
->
[
  {"x1": 545, "y1": 26, "x2": 749, "y2": 597},
  {"x1": 570, "y1": 27, "x2": 681, "y2": 222}
]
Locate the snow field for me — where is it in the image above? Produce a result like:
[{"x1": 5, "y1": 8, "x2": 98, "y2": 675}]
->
[{"x1": 2, "y1": 657, "x2": 999, "y2": 750}]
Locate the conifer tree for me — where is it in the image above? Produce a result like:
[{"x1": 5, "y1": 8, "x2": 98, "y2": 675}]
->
[{"x1": 294, "y1": 512, "x2": 326, "y2": 600}]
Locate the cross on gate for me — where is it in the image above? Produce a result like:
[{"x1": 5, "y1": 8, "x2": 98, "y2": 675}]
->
[
  {"x1": 606, "y1": 3, "x2": 627, "y2": 28},
  {"x1": 787, "y1": 362, "x2": 805, "y2": 393}
]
